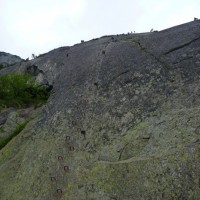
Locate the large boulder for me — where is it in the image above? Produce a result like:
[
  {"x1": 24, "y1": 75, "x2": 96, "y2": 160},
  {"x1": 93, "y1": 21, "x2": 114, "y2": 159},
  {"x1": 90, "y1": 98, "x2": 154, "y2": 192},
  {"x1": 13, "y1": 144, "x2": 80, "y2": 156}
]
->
[{"x1": 0, "y1": 20, "x2": 200, "y2": 199}]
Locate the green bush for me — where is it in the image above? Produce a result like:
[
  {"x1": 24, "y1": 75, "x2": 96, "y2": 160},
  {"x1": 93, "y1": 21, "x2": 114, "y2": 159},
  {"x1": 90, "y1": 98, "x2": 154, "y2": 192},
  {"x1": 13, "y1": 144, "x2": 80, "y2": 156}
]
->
[
  {"x1": 0, "y1": 64, "x2": 4, "y2": 70},
  {"x1": 0, "y1": 73, "x2": 50, "y2": 109}
]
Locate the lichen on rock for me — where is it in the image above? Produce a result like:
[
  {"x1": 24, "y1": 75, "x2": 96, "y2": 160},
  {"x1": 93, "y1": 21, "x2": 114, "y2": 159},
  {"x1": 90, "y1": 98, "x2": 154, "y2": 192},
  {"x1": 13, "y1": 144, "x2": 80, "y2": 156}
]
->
[{"x1": 1, "y1": 20, "x2": 200, "y2": 199}]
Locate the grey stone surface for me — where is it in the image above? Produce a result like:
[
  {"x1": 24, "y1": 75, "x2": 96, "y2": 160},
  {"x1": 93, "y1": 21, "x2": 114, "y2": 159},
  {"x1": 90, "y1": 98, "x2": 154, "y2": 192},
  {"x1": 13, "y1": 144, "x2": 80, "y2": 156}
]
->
[
  {"x1": 0, "y1": 52, "x2": 23, "y2": 67},
  {"x1": 0, "y1": 20, "x2": 200, "y2": 200}
]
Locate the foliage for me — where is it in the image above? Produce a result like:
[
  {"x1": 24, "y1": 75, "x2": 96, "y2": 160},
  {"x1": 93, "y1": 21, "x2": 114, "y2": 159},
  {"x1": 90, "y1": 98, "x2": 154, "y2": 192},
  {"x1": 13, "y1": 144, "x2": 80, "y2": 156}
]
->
[
  {"x1": 0, "y1": 127, "x2": 5, "y2": 133},
  {"x1": 0, "y1": 73, "x2": 50, "y2": 109},
  {"x1": 0, "y1": 64, "x2": 4, "y2": 70},
  {"x1": 0, "y1": 120, "x2": 29, "y2": 150}
]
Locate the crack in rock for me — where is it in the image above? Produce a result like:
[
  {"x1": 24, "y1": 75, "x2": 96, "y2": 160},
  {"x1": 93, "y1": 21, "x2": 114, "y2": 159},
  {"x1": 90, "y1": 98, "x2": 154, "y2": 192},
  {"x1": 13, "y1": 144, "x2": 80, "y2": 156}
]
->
[{"x1": 164, "y1": 36, "x2": 200, "y2": 55}]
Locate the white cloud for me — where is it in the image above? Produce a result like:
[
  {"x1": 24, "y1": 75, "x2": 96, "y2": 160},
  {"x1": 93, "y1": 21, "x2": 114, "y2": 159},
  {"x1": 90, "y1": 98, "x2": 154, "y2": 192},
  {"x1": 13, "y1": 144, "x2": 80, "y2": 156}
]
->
[{"x1": 0, "y1": 0, "x2": 199, "y2": 58}]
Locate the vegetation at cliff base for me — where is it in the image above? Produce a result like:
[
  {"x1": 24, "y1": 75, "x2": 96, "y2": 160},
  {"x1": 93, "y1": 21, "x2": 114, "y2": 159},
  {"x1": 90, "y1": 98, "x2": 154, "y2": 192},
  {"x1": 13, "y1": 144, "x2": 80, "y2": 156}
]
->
[
  {"x1": 0, "y1": 120, "x2": 29, "y2": 150},
  {"x1": 0, "y1": 73, "x2": 50, "y2": 109}
]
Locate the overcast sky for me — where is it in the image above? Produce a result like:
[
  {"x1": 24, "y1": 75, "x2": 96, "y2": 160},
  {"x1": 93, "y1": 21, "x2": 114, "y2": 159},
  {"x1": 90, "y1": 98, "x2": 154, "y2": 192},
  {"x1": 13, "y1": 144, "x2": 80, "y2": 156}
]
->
[{"x1": 0, "y1": 0, "x2": 199, "y2": 59}]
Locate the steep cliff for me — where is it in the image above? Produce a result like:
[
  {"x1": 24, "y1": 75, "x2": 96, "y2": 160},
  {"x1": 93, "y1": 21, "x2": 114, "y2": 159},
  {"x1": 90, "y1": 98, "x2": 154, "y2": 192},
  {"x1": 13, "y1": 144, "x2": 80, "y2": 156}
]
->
[{"x1": 0, "y1": 21, "x2": 200, "y2": 200}]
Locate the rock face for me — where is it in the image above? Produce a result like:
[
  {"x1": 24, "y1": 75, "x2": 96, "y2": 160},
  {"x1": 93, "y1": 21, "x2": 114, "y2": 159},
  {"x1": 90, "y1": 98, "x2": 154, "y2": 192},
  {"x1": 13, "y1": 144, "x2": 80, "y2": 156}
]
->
[
  {"x1": 0, "y1": 52, "x2": 23, "y2": 67},
  {"x1": 0, "y1": 21, "x2": 200, "y2": 199}
]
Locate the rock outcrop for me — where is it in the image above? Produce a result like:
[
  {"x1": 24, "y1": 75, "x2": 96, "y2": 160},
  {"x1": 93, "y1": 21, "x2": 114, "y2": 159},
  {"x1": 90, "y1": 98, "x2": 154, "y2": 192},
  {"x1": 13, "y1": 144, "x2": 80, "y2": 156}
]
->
[
  {"x1": 0, "y1": 52, "x2": 23, "y2": 68},
  {"x1": 0, "y1": 21, "x2": 200, "y2": 199}
]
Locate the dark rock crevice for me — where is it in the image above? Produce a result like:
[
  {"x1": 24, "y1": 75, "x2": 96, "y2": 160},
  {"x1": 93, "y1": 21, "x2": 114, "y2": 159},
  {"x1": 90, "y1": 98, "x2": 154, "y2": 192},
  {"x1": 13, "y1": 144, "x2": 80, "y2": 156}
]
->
[
  {"x1": 107, "y1": 70, "x2": 130, "y2": 85},
  {"x1": 132, "y1": 38, "x2": 171, "y2": 70},
  {"x1": 163, "y1": 36, "x2": 200, "y2": 55}
]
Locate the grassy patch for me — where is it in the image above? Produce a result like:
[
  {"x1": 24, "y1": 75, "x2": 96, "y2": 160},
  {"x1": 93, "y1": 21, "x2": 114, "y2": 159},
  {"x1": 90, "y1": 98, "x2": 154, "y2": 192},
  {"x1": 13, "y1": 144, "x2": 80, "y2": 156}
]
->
[
  {"x1": 0, "y1": 73, "x2": 50, "y2": 109},
  {"x1": 0, "y1": 120, "x2": 29, "y2": 150},
  {"x1": 0, "y1": 127, "x2": 5, "y2": 133}
]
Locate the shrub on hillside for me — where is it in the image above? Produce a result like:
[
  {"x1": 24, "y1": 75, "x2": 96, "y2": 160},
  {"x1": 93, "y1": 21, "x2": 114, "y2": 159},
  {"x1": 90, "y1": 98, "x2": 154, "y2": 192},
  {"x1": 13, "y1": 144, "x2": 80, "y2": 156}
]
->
[
  {"x1": 0, "y1": 64, "x2": 4, "y2": 70},
  {"x1": 0, "y1": 73, "x2": 50, "y2": 109}
]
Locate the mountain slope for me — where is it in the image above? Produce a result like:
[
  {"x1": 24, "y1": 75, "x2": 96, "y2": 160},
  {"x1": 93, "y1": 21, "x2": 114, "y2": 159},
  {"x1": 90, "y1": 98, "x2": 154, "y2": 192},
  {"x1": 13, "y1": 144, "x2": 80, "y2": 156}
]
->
[{"x1": 0, "y1": 20, "x2": 200, "y2": 199}]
